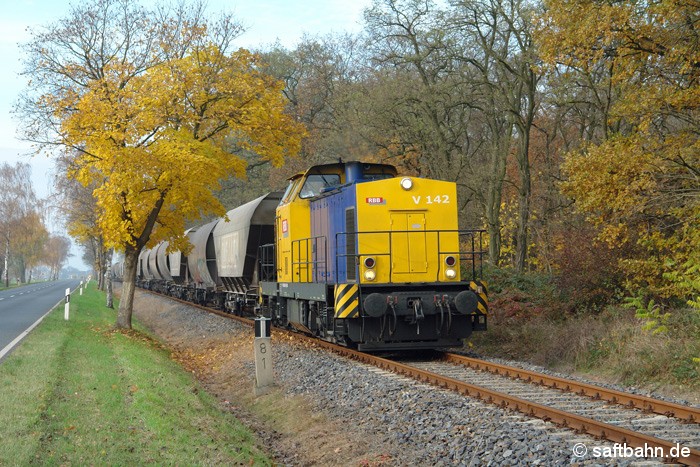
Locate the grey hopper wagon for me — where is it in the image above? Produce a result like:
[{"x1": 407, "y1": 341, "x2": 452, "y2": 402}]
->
[
  {"x1": 168, "y1": 228, "x2": 195, "y2": 284},
  {"x1": 187, "y1": 219, "x2": 220, "y2": 289},
  {"x1": 154, "y1": 242, "x2": 173, "y2": 281},
  {"x1": 139, "y1": 248, "x2": 154, "y2": 280},
  {"x1": 213, "y1": 192, "x2": 281, "y2": 294}
]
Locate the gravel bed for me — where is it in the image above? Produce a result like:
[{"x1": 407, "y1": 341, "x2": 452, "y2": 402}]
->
[
  {"x1": 268, "y1": 345, "x2": 670, "y2": 466},
  {"x1": 134, "y1": 293, "x2": 669, "y2": 466}
]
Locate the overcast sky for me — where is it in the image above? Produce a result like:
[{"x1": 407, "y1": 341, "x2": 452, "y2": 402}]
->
[{"x1": 0, "y1": 0, "x2": 371, "y2": 268}]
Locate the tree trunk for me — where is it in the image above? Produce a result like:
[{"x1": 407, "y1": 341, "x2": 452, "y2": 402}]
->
[
  {"x1": 3, "y1": 236, "x2": 9, "y2": 288},
  {"x1": 486, "y1": 200, "x2": 502, "y2": 266},
  {"x1": 93, "y1": 238, "x2": 106, "y2": 291},
  {"x1": 105, "y1": 264, "x2": 113, "y2": 309},
  {"x1": 116, "y1": 246, "x2": 139, "y2": 329},
  {"x1": 485, "y1": 132, "x2": 510, "y2": 266},
  {"x1": 97, "y1": 253, "x2": 104, "y2": 290},
  {"x1": 116, "y1": 194, "x2": 164, "y2": 330},
  {"x1": 18, "y1": 257, "x2": 26, "y2": 283},
  {"x1": 514, "y1": 69, "x2": 537, "y2": 274},
  {"x1": 105, "y1": 248, "x2": 113, "y2": 308},
  {"x1": 514, "y1": 129, "x2": 532, "y2": 273}
]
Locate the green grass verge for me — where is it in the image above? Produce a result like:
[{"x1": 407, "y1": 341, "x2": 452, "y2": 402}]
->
[
  {"x1": 0, "y1": 284, "x2": 270, "y2": 466},
  {"x1": 469, "y1": 306, "x2": 700, "y2": 395},
  {"x1": 471, "y1": 268, "x2": 700, "y2": 398}
]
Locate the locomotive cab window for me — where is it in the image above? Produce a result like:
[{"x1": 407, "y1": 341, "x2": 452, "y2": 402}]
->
[
  {"x1": 281, "y1": 178, "x2": 302, "y2": 204},
  {"x1": 299, "y1": 174, "x2": 341, "y2": 199}
]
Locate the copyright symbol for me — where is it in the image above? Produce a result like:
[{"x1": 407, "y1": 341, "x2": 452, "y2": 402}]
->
[{"x1": 572, "y1": 443, "x2": 588, "y2": 458}]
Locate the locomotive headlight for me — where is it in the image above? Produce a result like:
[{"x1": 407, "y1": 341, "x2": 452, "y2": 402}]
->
[
  {"x1": 364, "y1": 269, "x2": 377, "y2": 281},
  {"x1": 445, "y1": 268, "x2": 457, "y2": 279},
  {"x1": 400, "y1": 177, "x2": 413, "y2": 190}
]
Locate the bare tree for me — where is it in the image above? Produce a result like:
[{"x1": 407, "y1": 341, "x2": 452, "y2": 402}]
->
[
  {"x1": 450, "y1": 0, "x2": 542, "y2": 271},
  {"x1": 261, "y1": 33, "x2": 372, "y2": 174},
  {"x1": 44, "y1": 235, "x2": 72, "y2": 280},
  {"x1": 358, "y1": 0, "x2": 521, "y2": 263},
  {"x1": 52, "y1": 154, "x2": 111, "y2": 289}
]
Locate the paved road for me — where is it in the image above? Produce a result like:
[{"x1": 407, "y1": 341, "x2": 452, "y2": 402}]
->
[{"x1": 0, "y1": 279, "x2": 81, "y2": 361}]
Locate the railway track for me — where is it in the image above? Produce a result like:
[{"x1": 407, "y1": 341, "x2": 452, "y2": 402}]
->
[
  {"x1": 144, "y1": 290, "x2": 700, "y2": 465},
  {"x1": 408, "y1": 354, "x2": 700, "y2": 464},
  {"x1": 323, "y1": 345, "x2": 700, "y2": 465}
]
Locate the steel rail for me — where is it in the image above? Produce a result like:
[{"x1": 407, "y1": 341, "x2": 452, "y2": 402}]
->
[
  {"x1": 140, "y1": 289, "x2": 700, "y2": 465},
  {"x1": 443, "y1": 353, "x2": 700, "y2": 424}
]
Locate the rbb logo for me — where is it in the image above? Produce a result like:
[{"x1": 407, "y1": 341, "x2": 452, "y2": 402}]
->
[{"x1": 366, "y1": 197, "x2": 385, "y2": 205}]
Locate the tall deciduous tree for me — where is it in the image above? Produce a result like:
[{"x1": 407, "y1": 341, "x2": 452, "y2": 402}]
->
[
  {"x1": 359, "y1": 0, "x2": 493, "y2": 252},
  {"x1": 53, "y1": 154, "x2": 111, "y2": 290},
  {"x1": 261, "y1": 33, "x2": 374, "y2": 178},
  {"x1": 18, "y1": 0, "x2": 305, "y2": 328},
  {"x1": 450, "y1": 0, "x2": 541, "y2": 270},
  {"x1": 11, "y1": 210, "x2": 49, "y2": 283},
  {"x1": 0, "y1": 163, "x2": 38, "y2": 287},
  {"x1": 44, "y1": 235, "x2": 72, "y2": 281},
  {"x1": 537, "y1": 0, "x2": 700, "y2": 304},
  {"x1": 356, "y1": 0, "x2": 541, "y2": 267}
]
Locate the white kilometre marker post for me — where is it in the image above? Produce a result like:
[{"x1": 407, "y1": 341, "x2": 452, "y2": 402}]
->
[
  {"x1": 253, "y1": 317, "x2": 274, "y2": 396},
  {"x1": 64, "y1": 288, "x2": 71, "y2": 320}
]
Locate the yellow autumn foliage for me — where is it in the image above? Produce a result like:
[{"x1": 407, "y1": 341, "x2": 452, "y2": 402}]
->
[
  {"x1": 539, "y1": 0, "x2": 699, "y2": 304},
  {"x1": 56, "y1": 45, "x2": 305, "y2": 255}
]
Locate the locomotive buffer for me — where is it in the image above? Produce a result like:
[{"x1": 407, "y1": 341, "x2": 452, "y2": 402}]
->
[{"x1": 253, "y1": 317, "x2": 274, "y2": 396}]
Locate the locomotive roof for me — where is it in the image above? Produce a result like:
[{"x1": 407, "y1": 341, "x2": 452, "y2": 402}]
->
[{"x1": 288, "y1": 160, "x2": 398, "y2": 180}]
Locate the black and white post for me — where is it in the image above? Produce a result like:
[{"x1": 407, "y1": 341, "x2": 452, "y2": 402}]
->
[
  {"x1": 253, "y1": 317, "x2": 274, "y2": 396},
  {"x1": 79, "y1": 280, "x2": 83, "y2": 296},
  {"x1": 64, "y1": 288, "x2": 71, "y2": 320}
]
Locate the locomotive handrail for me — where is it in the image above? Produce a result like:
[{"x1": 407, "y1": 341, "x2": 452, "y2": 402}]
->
[
  {"x1": 334, "y1": 229, "x2": 486, "y2": 284},
  {"x1": 258, "y1": 243, "x2": 276, "y2": 282},
  {"x1": 263, "y1": 229, "x2": 486, "y2": 285},
  {"x1": 291, "y1": 235, "x2": 328, "y2": 283}
]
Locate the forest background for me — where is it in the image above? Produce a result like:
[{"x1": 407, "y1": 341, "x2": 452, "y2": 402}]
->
[{"x1": 2, "y1": 0, "x2": 698, "y2": 394}]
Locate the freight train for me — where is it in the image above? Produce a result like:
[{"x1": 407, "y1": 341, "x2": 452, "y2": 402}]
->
[{"x1": 120, "y1": 160, "x2": 488, "y2": 351}]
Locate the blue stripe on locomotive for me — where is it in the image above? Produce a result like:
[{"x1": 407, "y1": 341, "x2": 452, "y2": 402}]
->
[{"x1": 310, "y1": 184, "x2": 356, "y2": 284}]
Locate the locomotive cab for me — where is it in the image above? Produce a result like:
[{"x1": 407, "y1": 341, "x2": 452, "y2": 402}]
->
[{"x1": 274, "y1": 161, "x2": 397, "y2": 284}]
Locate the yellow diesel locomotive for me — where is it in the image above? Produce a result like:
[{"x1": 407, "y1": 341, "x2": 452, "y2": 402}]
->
[{"x1": 259, "y1": 160, "x2": 487, "y2": 351}]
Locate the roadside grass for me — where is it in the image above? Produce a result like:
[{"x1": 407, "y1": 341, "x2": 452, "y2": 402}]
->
[
  {"x1": 0, "y1": 284, "x2": 270, "y2": 465},
  {"x1": 0, "y1": 280, "x2": 52, "y2": 292}
]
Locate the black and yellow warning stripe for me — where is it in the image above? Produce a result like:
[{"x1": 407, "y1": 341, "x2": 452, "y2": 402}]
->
[
  {"x1": 334, "y1": 283, "x2": 359, "y2": 318},
  {"x1": 470, "y1": 280, "x2": 488, "y2": 315}
]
